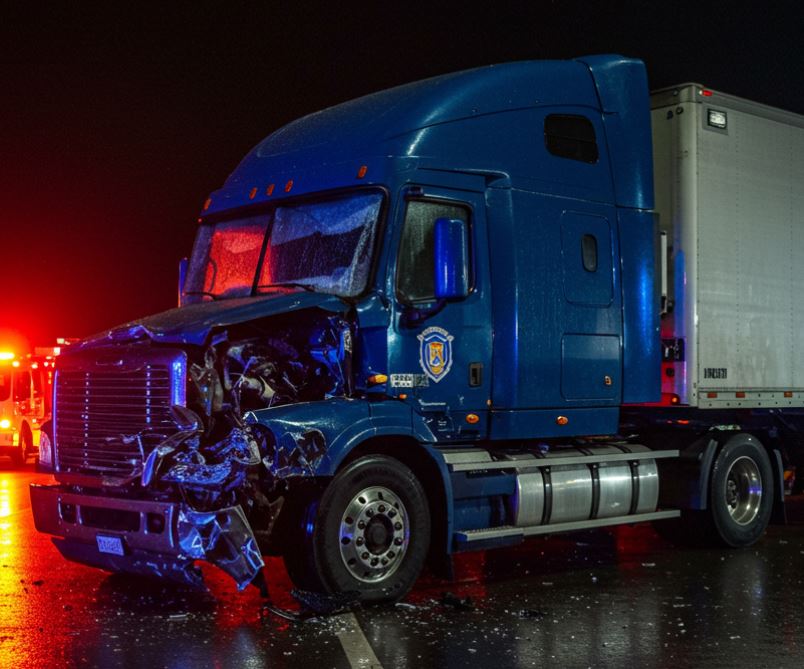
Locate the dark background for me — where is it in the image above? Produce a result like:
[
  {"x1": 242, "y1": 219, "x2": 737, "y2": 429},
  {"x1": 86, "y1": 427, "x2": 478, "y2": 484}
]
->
[{"x1": 1, "y1": 2, "x2": 802, "y2": 350}]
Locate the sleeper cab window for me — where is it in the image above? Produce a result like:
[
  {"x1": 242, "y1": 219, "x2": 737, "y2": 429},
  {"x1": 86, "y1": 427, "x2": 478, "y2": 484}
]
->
[
  {"x1": 397, "y1": 200, "x2": 470, "y2": 302},
  {"x1": 544, "y1": 114, "x2": 599, "y2": 164}
]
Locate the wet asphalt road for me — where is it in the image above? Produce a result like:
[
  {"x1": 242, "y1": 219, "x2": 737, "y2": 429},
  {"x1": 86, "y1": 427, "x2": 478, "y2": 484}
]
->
[{"x1": 2, "y1": 463, "x2": 804, "y2": 668}]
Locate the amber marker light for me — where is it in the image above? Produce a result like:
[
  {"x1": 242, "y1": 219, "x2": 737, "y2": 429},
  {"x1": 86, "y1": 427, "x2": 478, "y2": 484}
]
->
[
  {"x1": 357, "y1": 165, "x2": 368, "y2": 179},
  {"x1": 203, "y1": 197, "x2": 212, "y2": 211},
  {"x1": 785, "y1": 391, "x2": 794, "y2": 398},
  {"x1": 249, "y1": 187, "x2": 258, "y2": 199},
  {"x1": 266, "y1": 184, "x2": 275, "y2": 196},
  {"x1": 398, "y1": 393, "x2": 408, "y2": 400},
  {"x1": 367, "y1": 374, "x2": 388, "y2": 386},
  {"x1": 285, "y1": 180, "x2": 294, "y2": 193},
  {"x1": 556, "y1": 416, "x2": 569, "y2": 426},
  {"x1": 466, "y1": 414, "x2": 480, "y2": 425}
]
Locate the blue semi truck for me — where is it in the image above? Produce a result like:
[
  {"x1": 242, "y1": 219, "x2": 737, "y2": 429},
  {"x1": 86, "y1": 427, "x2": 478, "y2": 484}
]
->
[{"x1": 30, "y1": 55, "x2": 804, "y2": 602}]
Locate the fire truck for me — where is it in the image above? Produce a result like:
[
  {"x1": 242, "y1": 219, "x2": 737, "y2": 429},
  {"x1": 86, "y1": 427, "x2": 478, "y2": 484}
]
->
[{"x1": 0, "y1": 348, "x2": 59, "y2": 467}]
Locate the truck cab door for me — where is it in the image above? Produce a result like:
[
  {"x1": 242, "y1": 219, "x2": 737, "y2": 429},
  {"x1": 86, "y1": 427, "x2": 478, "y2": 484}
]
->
[{"x1": 387, "y1": 186, "x2": 492, "y2": 442}]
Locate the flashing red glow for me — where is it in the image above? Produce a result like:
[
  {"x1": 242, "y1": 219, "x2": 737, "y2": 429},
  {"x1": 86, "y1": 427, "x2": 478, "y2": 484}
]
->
[{"x1": 702, "y1": 89, "x2": 713, "y2": 97}]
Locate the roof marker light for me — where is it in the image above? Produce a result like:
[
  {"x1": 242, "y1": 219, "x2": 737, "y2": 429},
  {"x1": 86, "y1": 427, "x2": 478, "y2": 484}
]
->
[
  {"x1": 249, "y1": 187, "x2": 258, "y2": 199},
  {"x1": 701, "y1": 89, "x2": 713, "y2": 97},
  {"x1": 357, "y1": 165, "x2": 368, "y2": 179},
  {"x1": 785, "y1": 391, "x2": 794, "y2": 398},
  {"x1": 285, "y1": 180, "x2": 294, "y2": 193},
  {"x1": 203, "y1": 198, "x2": 212, "y2": 211},
  {"x1": 266, "y1": 184, "x2": 275, "y2": 196}
]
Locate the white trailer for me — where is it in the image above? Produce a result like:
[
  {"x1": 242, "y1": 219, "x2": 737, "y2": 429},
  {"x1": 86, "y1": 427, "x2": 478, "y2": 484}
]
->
[{"x1": 651, "y1": 84, "x2": 804, "y2": 409}]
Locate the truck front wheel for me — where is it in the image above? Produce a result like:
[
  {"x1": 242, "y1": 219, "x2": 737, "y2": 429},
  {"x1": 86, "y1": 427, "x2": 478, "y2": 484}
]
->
[{"x1": 283, "y1": 455, "x2": 430, "y2": 603}]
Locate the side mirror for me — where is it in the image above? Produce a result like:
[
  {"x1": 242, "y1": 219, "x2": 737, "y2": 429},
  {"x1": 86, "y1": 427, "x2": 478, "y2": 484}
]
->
[
  {"x1": 178, "y1": 257, "x2": 189, "y2": 307},
  {"x1": 434, "y1": 218, "x2": 470, "y2": 299}
]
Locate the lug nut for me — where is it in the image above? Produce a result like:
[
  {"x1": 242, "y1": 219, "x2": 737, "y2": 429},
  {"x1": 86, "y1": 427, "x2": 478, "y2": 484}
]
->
[
  {"x1": 388, "y1": 551, "x2": 395, "y2": 559},
  {"x1": 362, "y1": 552, "x2": 369, "y2": 560},
  {"x1": 366, "y1": 509, "x2": 374, "y2": 517},
  {"x1": 394, "y1": 538, "x2": 403, "y2": 546},
  {"x1": 381, "y1": 558, "x2": 388, "y2": 566},
  {"x1": 356, "y1": 537, "x2": 364, "y2": 546},
  {"x1": 371, "y1": 558, "x2": 379, "y2": 566},
  {"x1": 378, "y1": 505, "x2": 386, "y2": 513},
  {"x1": 394, "y1": 522, "x2": 402, "y2": 530},
  {"x1": 358, "y1": 521, "x2": 366, "y2": 529},
  {"x1": 388, "y1": 509, "x2": 397, "y2": 518}
]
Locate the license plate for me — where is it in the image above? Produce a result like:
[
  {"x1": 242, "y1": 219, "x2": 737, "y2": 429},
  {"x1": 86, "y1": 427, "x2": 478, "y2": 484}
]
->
[{"x1": 96, "y1": 535, "x2": 125, "y2": 556}]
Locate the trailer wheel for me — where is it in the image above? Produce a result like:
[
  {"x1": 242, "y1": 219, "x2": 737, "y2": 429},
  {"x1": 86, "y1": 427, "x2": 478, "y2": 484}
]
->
[
  {"x1": 283, "y1": 455, "x2": 430, "y2": 603},
  {"x1": 708, "y1": 435, "x2": 773, "y2": 547}
]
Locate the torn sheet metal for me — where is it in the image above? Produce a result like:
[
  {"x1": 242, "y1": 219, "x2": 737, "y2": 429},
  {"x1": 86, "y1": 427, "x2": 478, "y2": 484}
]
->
[
  {"x1": 177, "y1": 505, "x2": 264, "y2": 591},
  {"x1": 262, "y1": 428, "x2": 327, "y2": 479}
]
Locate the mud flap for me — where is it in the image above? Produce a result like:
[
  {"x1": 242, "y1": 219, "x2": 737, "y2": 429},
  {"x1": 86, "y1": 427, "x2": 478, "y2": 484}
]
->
[{"x1": 177, "y1": 505, "x2": 264, "y2": 590}]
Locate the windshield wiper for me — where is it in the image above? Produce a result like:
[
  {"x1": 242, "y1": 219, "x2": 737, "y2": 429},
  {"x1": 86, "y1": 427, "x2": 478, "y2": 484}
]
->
[
  {"x1": 183, "y1": 290, "x2": 220, "y2": 301},
  {"x1": 257, "y1": 282, "x2": 316, "y2": 293}
]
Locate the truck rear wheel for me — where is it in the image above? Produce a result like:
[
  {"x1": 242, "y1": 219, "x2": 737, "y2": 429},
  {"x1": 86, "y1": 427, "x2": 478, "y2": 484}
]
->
[
  {"x1": 283, "y1": 455, "x2": 430, "y2": 603},
  {"x1": 708, "y1": 435, "x2": 773, "y2": 547}
]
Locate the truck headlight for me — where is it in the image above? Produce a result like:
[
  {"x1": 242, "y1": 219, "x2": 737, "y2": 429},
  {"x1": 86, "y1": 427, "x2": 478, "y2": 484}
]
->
[{"x1": 0, "y1": 419, "x2": 10, "y2": 430}]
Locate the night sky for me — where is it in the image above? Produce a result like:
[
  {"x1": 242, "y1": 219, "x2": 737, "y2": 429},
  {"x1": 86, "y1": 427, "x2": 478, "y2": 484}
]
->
[{"x1": 1, "y1": 2, "x2": 802, "y2": 351}]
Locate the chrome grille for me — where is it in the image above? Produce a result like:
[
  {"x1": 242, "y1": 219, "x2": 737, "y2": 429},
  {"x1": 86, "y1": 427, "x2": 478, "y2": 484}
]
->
[{"x1": 55, "y1": 351, "x2": 185, "y2": 479}]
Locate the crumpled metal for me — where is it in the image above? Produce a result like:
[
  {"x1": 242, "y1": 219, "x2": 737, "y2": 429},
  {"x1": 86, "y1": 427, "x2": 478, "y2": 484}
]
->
[
  {"x1": 177, "y1": 505, "x2": 264, "y2": 591},
  {"x1": 262, "y1": 428, "x2": 327, "y2": 479}
]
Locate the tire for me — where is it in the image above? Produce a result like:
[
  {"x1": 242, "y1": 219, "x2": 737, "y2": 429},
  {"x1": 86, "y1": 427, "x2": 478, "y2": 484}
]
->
[
  {"x1": 11, "y1": 425, "x2": 31, "y2": 467},
  {"x1": 707, "y1": 435, "x2": 773, "y2": 547},
  {"x1": 283, "y1": 455, "x2": 430, "y2": 604},
  {"x1": 654, "y1": 434, "x2": 773, "y2": 548}
]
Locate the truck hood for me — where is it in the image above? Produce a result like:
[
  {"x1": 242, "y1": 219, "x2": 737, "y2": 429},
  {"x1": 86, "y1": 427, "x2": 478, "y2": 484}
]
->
[{"x1": 78, "y1": 291, "x2": 348, "y2": 347}]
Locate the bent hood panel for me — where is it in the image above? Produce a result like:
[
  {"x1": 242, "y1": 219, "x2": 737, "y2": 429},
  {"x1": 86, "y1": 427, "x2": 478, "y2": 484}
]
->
[{"x1": 80, "y1": 292, "x2": 347, "y2": 347}]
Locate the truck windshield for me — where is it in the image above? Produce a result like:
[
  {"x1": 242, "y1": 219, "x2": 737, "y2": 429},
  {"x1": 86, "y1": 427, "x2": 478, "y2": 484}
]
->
[{"x1": 185, "y1": 191, "x2": 383, "y2": 300}]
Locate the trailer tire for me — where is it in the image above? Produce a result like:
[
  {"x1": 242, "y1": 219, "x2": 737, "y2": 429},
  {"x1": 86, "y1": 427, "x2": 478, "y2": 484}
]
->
[
  {"x1": 707, "y1": 435, "x2": 773, "y2": 547},
  {"x1": 284, "y1": 455, "x2": 430, "y2": 604}
]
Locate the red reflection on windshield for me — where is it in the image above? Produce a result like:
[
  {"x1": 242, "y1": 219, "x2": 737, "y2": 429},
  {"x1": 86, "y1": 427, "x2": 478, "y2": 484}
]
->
[{"x1": 204, "y1": 224, "x2": 266, "y2": 296}]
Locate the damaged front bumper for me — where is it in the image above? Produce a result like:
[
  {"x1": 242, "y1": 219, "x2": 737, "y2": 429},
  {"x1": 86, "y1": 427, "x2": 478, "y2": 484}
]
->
[{"x1": 30, "y1": 484, "x2": 264, "y2": 590}]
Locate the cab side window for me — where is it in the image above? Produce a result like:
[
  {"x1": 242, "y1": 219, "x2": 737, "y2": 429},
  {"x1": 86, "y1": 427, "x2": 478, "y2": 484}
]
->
[
  {"x1": 14, "y1": 371, "x2": 31, "y2": 402},
  {"x1": 397, "y1": 200, "x2": 469, "y2": 302}
]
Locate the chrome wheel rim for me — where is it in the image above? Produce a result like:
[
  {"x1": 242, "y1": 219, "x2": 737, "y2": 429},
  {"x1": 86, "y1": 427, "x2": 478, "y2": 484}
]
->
[
  {"x1": 338, "y1": 486, "x2": 410, "y2": 583},
  {"x1": 725, "y1": 456, "x2": 762, "y2": 525}
]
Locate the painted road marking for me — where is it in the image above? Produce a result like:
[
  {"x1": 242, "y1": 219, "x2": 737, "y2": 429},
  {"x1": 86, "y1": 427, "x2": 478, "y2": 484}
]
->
[{"x1": 334, "y1": 612, "x2": 384, "y2": 669}]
